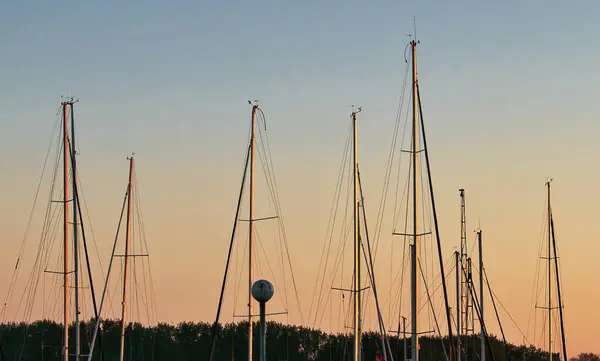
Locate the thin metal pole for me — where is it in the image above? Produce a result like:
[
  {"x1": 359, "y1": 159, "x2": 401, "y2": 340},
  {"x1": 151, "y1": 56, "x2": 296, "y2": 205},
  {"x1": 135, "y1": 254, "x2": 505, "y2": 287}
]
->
[
  {"x1": 410, "y1": 39, "x2": 419, "y2": 361},
  {"x1": 467, "y1": 258, "x2": 473, "y2": 335},
  {"x1": 61, "y1": 101, "x2": 70, "y2": 361},
  {"x1": 547, "y1": 180, "x2": 552, "y2": 361},
  {"x1": 208, "y1": 144, "x2": 251, "y2": 361},
  {"x1": 74, "y1": 166, "x2": 106, "y2": 361},
  {"x1": 478, "y1": 231, "x2": 484, "y2": 361},
  {"x1": 415, "y1": 82, "x2": 455, "y2": 361},
  {"x1": 410, "y1": 243, "x2": 417, "y2": 361},
  {"x1": 403, "y1": 317, "x2": 407, "y2": 361},
  {"x1": 550, "y1": 214, "x2": 568, "y2": 361},
  {"x1": 455, "y1": 251, "x2": 461, "y2": 361},
  {"x1": 483, "y1": 268, "x2": 509, "y2": 360},
  {"x1": 459, "y1": 189, "x2": 466, "y2": 340},
  {"x1": 259, "y1": 302, "x2": 266, "y2": 361},
  {"x1": 352, "y1": 108, "x2": 361, "y2": 361},
  {"x1": 248, "y1": 104, "x2": 258, "y2": 361},
  {"x1": 459, "y1": 189, "x2": 466, "y2": 361},
  {"x1": 86, "y1": 189, "x2": 130, "y2": 361},
  {"x1": 471, "y1": 256, "x2": 475, "y2": 334},
  {"x1": 461, "y1": 267, "x2": 496, "y2": 361},
  {"x1": 69, "y1": 102, "x2": 81, "y2": 361},
  {"x1": 357, "y1": 169, "x2": 393, "y2": 361},
  {"x1": 119, "y1": 157, "x2": 134, "y2": 361}
]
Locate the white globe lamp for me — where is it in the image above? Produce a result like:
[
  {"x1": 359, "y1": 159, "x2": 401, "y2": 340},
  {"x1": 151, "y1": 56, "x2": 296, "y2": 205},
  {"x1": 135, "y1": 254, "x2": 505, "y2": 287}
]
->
[
  {"x1": 251, "y1": 279, "x2": 274, "y2": 361},
  {"x1": 252, "y1": 279, "x2": 274, "y2": 303}
]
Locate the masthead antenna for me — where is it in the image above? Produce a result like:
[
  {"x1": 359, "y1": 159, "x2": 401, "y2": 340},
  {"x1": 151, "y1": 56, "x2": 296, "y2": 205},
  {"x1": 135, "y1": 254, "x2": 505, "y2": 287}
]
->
[
  {"x1": 413, "y1": 15, "x2": 417, "y2": 43},
  {"x1": 409, "y1": 15, "x2": 420, "y2": 45},
  {"x1": 351, "y1": 105, "x2": 362, "y2": 115},
  {"x1": 474, "y1": 216, "x2": 482, "y2": 233},
  {"x1": 61, "y1": 95, "x2": 79, "y2": 104}
]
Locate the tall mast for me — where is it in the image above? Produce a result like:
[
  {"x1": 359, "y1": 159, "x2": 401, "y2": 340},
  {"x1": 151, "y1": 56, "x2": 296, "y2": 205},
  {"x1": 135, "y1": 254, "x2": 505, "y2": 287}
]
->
[
  {"x1": 546, "y1": 179, "x2": 552, "y2": 361},
  {"x1": 119, "y1": 157, "x2": 135, "y2": 361},
  {"x1": 478, "y1": 230, "x2": 484, "y2": 361},
  {"x1": 410, "y1": 38, "x2": 420, "y2": 361},
  {"x1": 412, "y1": 32, "x2": 455, "y2": 360},
  {"x1": 468, "y1": 258, "x2": 474, "y2": 334},
  {"x1": 60, "y1": 100, "x2": 70, "y2": 361},
  {"x1": 68, "y1": 98, "x2": 81, "y2": 361},
  {"x1": 351, "y1": 107, "x2": 362, "y2": 361},
  {"x1": 459, "y1": 189, "x2": 471, "y2": 342},
  {"x1": 248, "y1": 103, "x2": 258, "y2": 361},
  {"x1": 455, "y1": 251, "x2": 461, "y2": 361},
  {"x1": 458, "y1": 189, "x2": 466, "y2": 349},
  {"x1": 550, "y1": 194, "x2": 567, "y2": 361}
]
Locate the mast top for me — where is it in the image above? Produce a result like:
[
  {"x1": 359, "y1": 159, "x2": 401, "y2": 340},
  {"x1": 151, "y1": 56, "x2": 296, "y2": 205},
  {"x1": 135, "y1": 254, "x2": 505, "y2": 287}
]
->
[
  {"x1": 61, "y1": 95, "x2": 79, "y2": 105},
  {"x1": 248, "y1": 100, "x2": 260, "y2": 109},
  {"x1": 127, "y1": 153, "x2": 135, "y2": 161},
  {"x1": 474, "y1": 216, "x2": 482, "y2": 233},
  {"x1": 409, "y1": 15, "x2": 420, "y2": 47},
  {"x1": 351, "y1": 105, "x2": 362, "y2": 116},
  {"x1": 545, "y1": 177, "x2": 554, "y2": 187}
]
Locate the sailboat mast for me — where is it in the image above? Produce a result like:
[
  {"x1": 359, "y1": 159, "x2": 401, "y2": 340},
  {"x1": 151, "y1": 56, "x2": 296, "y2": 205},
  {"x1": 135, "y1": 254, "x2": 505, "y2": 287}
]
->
[
  {"x1": 550, "y1": 202, "x2": 567, "y2": 361},
  {"x1": 459, "y1": 189, "x2": 466, "y2": 345},
  {"x1": 119, "y1": 157, "x2": 135, "y2": 361},
  {"x1": 410, "y1": 39, "x2": 419, "y2": 361},
  {"x1": 455, "y1": 250, "x2": 461, "y2": 361},
  {"x1": 478, "y1": 230, "x2": 484, "y2": 361},
  {"x1": 248, "y1": 104, "x2": 258, "y2": 361},
  {"x1": 459, "y1": 189, "x2": 472, "y2": 342},
  {"x1": 351, "y1": 107, "x2": 362, "y2": 361},
  {"x1": 547, "y1": 180, "x2": 552, "y2": 361},
  {"x1": 69, "y1": 100, "x2": 81, "y2": 361},
  {"x1": 61, "y1": 101, "x2": 70, "y2": 361}
]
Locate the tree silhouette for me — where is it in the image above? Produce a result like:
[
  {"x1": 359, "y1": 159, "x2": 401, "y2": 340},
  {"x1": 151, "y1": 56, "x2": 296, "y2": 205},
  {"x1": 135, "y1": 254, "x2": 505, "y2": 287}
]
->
[{"x1": 0, "y1": 320, "x2": 576, "y2": 361}]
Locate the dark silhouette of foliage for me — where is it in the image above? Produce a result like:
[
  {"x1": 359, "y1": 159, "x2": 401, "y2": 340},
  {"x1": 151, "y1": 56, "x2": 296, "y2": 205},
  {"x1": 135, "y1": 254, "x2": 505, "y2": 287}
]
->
[
  {"x1": 0, "y1": 319, "x2": 576, "y2": 361},
  {"x1": 570, "y1": 354, "x2": 600, "y2": 361}
]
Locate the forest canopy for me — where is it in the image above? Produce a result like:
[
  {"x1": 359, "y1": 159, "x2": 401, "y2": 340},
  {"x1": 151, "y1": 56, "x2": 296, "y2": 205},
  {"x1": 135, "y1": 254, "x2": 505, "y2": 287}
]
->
[{"x1": 0, "y1": 319, "x2": 575, "y2": 361}]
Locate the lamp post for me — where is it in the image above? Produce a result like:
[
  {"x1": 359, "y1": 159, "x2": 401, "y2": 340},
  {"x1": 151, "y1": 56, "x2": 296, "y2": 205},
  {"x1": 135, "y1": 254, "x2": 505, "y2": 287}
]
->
[{"x1": 251, "y1": 280, "x2": 274, "y2": 361}]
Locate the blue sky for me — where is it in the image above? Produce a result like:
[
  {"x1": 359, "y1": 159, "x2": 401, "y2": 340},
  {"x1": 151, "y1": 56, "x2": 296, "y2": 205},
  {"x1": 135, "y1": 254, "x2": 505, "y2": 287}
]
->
[
  {"x1": 1, "y1": 1, "x2": 599, "y2": 161},
  {"x1": 1, "y1": 0, "x2": 600, "y2": 353}
]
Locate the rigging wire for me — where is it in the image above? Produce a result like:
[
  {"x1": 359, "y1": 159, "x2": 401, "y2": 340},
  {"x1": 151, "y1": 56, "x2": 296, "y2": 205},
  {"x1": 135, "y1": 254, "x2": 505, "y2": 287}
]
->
[
  {"x1": 370, "y1": 59, "x2": 411, "y2": 278},
  {"x1": 315, "y1": 154, "x2": 355, "y2": 328},
  {"x1": 86, "y1": 183, "x2": 130, "y2": 360},
  {"x1": 358, "y1": 167, "x2": 394, "y2": 361},
  {"x1": 526, "y1": 197, "x2": 549, "y2": 344},
  {"x1": 15, "y1": 126, "x2": 65, "y2": 360},
  {"x1": 209, "y1": 139, "x2": 250, "y2": 361},
  {"x1": 69, "y1": 132, "x2": 107, "y2": 361},
  {"x1": 472, "y1": 263, "x2": 530, "y2": 345},
  {"x1": 416, "y1": 81, "x2": 455, "y2": 352},
  {"x1": 132, "y1": 171, "x2": 159, "y2": 324},
  {"x1": 482, "y1": 267, "x2": 511, "y2": 361},
  {"x1": 418, "y1": 260, "x2": 448, "y2": 361},
  {"x1": 0, "y1": 107, "x2": 62, "y2": 324},
  {"x1": 308, "y1": 121, "x2": 353, "y2": 326},
  {"x1": 256, "y1": 108, "x2": 304, "y2": 323},
  {"x1": 231, "y1": 124, "x2": 253, "y2": 320}
]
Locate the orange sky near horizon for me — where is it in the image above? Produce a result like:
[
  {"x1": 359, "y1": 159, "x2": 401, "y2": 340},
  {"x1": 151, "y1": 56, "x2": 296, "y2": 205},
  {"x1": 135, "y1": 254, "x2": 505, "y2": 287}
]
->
[{"x1": 0, "y1": 110, "x2": 598, "y2": 356}]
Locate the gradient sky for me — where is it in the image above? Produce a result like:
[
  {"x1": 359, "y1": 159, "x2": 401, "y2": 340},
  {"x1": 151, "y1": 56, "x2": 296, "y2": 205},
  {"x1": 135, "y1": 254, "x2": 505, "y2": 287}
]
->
[{"x1": 1, "y1": 0, "x2": 599, "y2": 355}]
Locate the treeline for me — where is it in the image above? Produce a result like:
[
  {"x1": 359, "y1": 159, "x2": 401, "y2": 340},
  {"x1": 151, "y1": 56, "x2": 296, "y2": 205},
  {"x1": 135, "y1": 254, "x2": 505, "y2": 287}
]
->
[{"x1": 0, "y1": 319, "x2": 556, "y2": 361}]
